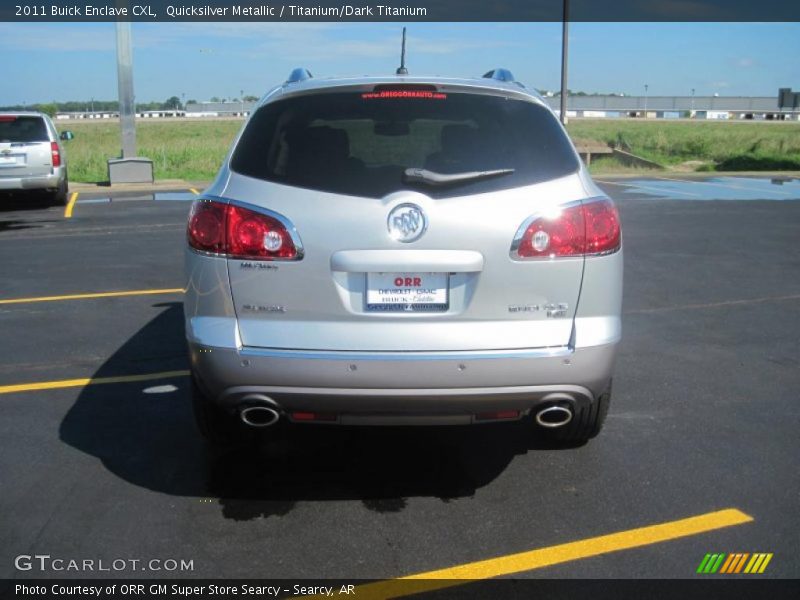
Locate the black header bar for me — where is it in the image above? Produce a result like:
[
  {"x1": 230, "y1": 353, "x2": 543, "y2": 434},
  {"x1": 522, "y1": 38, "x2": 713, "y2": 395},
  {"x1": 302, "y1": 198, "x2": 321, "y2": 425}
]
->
[{"x1": 2, "y1": 1, "x2": 799, "y2": 22}]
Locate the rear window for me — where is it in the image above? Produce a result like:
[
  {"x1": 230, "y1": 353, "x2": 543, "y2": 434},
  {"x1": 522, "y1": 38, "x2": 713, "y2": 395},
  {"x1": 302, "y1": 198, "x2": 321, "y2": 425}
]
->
[
  {"x1": 0, "y1": 116, "x2": 49, "y2": 143},
  {"x1": 230, "y1": 91, "x2": 579, "y2": 198}
]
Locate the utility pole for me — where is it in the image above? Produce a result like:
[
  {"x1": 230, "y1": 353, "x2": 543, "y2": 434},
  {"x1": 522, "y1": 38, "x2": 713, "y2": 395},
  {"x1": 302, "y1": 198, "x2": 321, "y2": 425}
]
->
[
  {"x1": 643, "y1": 84, "x2": 649, "y2": 118},
  {"x1": 559, "y1": 0, "x2": 570, "y2": 125},
  {"x1": 108, "y1": 12, "x2": 153, "y2": 183},
  {"x1": 116, "y1": 21, "x2": 136, "y2": 157}
]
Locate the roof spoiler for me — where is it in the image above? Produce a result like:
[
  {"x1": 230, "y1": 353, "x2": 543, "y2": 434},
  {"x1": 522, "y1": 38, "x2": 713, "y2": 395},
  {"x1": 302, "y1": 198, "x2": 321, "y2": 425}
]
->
[{"x1": 285, "y1": 68, "x2": 313, "y2": 84}]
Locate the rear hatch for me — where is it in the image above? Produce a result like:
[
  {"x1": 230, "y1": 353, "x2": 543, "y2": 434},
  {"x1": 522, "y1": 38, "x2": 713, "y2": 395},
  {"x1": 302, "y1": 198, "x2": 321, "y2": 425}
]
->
[
  {"x1": 223, "y1": 85, "x2": 586, "y2": 352},
  {"x1": 0, "y1": 115, "x2": 54, "y2": 178}
]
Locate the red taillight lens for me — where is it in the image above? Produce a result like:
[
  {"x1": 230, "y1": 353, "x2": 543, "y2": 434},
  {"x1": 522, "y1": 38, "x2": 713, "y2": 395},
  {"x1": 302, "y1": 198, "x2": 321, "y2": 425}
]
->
[
  {"x1": 187, "y1": 200, "x2": 300, "y2": 260},
  {"x1": 226, "y1": 204, "x2": 297, "y2": 259},
  {"x1": 187, "y1": 201, "x2": 226, "y2": 253},
  {"x1": 513, "y1": 198, "x2": 620, "y2": 259},
  {"x1": 50, "y1": 142, "x2": 61, "y2": 167},
  {"x1": 583, "y1": 199, "x2": 622, "y2": 255}
]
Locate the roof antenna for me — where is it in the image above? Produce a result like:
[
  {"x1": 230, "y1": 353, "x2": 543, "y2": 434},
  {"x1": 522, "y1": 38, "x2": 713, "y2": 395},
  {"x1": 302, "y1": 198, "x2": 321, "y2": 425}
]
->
[{"x1": 396, "y1": 27, "x2": 408, "y2": 75}]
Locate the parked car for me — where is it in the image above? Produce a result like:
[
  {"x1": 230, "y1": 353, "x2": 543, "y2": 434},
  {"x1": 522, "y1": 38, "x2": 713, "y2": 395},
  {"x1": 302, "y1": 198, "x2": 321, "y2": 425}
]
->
[
  {"x1": 0, "y1": 112, "x2": 71, "y2": 205},
  {"x1": 184, "y1": 68, "x2": 622, "y2": 446}
]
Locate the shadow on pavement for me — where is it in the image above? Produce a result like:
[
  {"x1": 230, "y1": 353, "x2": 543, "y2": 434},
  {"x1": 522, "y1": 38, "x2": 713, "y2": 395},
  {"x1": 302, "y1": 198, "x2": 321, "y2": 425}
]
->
[
  {"x1": 60, "y1": 302, "x2": 560, "y2": 521},
  {"x1": 0, "y1": 191, "x2": 55, "y2": 214},
  {"x1": 0, "y1": 218, "x2": 58, "y2": 232}
]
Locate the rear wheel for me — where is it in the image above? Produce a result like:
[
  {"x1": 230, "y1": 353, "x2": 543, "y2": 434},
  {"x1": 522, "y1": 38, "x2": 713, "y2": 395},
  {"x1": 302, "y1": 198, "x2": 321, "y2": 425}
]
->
[
  {"x1": 536, "y1": 382, "x2": 612, "y2": 444},
  {"x1": 191, "y1": 375, "x2": 254, "y2": 447},
  {"x1": 51, "y1": 176, "x2": 68, "y2": 206}
]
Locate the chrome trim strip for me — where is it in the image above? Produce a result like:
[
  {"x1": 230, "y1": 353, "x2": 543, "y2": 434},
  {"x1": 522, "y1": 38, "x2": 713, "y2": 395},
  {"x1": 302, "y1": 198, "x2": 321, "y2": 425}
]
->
[
  {"x1": 330, "y1": 249, "x2": 484, "y2": 273},
  {"x1": 219, "y1": 383, "x2": 594, "y2": 400},
  {"x1": 239, "y1": 346, "x2": 573, "y2": 361}
]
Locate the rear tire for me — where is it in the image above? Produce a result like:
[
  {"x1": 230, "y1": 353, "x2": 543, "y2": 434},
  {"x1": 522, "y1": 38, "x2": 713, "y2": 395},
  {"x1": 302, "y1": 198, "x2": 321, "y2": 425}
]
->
[
  {"x1": 537, "y1": 381, "x2": 612, "y2": 444},
  {"x1": 191, "y1": 375, "x2": 254, "y2": 447},
  {"x1": 51, "y1": 177, "x2": 68, "y2": 206}
]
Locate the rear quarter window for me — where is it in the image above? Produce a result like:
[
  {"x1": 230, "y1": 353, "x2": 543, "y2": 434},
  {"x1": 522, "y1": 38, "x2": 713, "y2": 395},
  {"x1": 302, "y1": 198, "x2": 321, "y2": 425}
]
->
[
  {"x1": 0, "y1": 116, "x2": 49, "y2": 143},
  {"x1": 230, "y1": 91, "x2": 579, "y2": 199}
]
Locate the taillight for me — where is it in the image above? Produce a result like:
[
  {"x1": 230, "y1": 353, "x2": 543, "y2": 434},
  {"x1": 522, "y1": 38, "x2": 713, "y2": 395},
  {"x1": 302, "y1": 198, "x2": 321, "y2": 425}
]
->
[
  {"x1": 50, "y1": 142, "x2": 61, "y2": 168},
  {"x1": 226, "y1": 204, "x2": 297, "y2": 259},
  {"x1": 512, "y1": 197, "x2": 620, "y2": 259},
  {"x1": 583, "y1": 199, "x2": 622, "y2": 255},
  {"x1": 187, "y1": 201, "x2": 226, "y2": 253},
  {"x1": 187, "y1": 199, "x2": 301, "y2": 260}
]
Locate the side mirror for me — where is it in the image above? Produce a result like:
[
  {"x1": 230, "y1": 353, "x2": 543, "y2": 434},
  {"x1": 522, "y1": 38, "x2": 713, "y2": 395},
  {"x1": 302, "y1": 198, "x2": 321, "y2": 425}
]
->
[{"x1": 60, "y1": 131, "x2": 74, "y2": 141}]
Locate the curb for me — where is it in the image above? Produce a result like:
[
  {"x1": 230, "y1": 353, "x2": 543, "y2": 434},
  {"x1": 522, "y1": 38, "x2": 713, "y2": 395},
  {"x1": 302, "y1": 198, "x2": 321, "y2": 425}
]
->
[{"x1": 68, "y1": 180, "x2": 210, "y2": 194}]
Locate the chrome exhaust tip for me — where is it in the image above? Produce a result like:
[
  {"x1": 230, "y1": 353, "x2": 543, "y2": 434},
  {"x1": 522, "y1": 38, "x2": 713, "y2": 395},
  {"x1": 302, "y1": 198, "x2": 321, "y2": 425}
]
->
[
  {"x1": 239, "y1": 396, "x2": 282, "y2": 428},
  {"x1": 535, "y1": 404, "x2": 573, "y2": 428},
  {"x1": 240, "y1": 405, "x2": 280, "y2": 427}
]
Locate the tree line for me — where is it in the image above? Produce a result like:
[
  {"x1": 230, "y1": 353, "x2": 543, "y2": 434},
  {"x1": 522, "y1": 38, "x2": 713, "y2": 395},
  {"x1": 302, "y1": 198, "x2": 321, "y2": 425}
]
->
[{"x1": 0, "y1": 95, "x2": 261, "y2": 116}]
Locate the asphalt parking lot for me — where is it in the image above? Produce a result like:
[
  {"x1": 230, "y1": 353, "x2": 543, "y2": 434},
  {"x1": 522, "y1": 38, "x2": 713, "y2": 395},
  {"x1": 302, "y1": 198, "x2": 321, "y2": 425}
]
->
[{"x1": 1, "y1": 176, "x2": 799, "y2": 588}]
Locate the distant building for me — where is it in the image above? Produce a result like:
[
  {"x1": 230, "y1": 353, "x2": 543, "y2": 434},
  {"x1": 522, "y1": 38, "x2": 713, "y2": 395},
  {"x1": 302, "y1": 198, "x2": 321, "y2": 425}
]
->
[
  {"x1": 544, "y1": 95, "x2": 799, "y2": 120},
  {"x1": 53, "y1": 97, "x2": 799, "y2": 121},
  {"x1": 184, "y1": 101, "x2": 253, "y2": 118}
]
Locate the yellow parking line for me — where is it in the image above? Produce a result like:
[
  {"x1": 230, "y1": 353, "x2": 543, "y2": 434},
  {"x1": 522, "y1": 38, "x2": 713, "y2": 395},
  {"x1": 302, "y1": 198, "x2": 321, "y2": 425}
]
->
[
  {"x1": 330, "y1": 508, "x2": 753, "y2": 599},
  {"x1": 0, "y1": 288, "x2": 184, "y2": 306},
  {"x1": 0, "y1": 370, "x2": 190, "y2": 395},
  {"x1": 189, "y1": 188, "x2": 201, "y2": 195},
  {"x1": 64, "y1": 192, "x2": 79, "y2": 218}
]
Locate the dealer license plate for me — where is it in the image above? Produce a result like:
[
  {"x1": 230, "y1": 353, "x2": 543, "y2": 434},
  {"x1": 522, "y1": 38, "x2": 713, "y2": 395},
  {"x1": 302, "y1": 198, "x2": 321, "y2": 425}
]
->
[{"x1": 366, "y1": 272, "x2": 449, "y2": 312}]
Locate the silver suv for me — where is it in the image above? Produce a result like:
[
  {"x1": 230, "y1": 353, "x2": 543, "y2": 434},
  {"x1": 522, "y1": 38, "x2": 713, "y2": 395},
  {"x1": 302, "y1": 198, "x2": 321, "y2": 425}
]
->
[
  {"x1": 185, "y1": 68, "x2": 622, "y2": 446},
  {"x1": 0, "y1": 112, "x2": 70, "y2": 205}
]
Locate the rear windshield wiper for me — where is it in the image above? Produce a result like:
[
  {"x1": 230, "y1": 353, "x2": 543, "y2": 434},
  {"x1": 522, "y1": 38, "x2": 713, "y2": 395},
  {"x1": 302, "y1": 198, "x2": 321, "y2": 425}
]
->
[{"x1": 403, "y1": 167, "x2": 514, "y2": 186}]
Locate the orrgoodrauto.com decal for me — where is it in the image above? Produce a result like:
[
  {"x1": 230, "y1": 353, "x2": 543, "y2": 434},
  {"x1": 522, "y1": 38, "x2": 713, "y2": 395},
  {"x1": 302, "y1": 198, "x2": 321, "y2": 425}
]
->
[{"x1": 14, "y1": 555, "x2": 194, "y2": 573}]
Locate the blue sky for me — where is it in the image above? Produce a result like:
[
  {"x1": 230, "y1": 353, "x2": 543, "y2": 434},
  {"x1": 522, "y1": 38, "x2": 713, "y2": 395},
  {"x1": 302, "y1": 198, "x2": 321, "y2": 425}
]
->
[{"x1": 1, "y1": 22, "x2": 798, "y2": 105}]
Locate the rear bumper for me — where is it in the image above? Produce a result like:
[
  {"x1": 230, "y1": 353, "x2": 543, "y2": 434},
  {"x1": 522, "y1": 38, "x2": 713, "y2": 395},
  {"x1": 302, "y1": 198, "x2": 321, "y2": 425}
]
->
[
  {"x1": 0, "y1": 169, "x2": 63, "y2": 191},
  {"x1": 189, "y1": 340, "x2": 618, "y2": 422}
]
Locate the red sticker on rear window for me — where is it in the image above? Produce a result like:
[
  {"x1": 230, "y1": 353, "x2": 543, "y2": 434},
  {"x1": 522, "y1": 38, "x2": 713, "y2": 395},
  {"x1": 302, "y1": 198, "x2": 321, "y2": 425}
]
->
[{"x1": 362, "y1": 90, "x2": 447, "y2": 100}]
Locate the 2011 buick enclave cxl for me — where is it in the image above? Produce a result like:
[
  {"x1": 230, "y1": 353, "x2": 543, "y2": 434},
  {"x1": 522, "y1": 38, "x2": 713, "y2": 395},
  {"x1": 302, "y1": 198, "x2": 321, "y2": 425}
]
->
[{"x1": 184, "y1": 68, "x2": 622, "y2": 446}]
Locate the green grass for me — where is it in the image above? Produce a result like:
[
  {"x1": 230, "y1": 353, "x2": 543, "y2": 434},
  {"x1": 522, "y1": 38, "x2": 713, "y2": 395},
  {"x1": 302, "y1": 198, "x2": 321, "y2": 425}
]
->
[
  {"x1": 61, "y1": 119, "x2": 242, "y2": 183},
  {"x1": 567, "y1": 119, "x2": 800, "y2": 171},
  {"x1": 58, "y1": 118, "x2": 800, "y2": 183}
]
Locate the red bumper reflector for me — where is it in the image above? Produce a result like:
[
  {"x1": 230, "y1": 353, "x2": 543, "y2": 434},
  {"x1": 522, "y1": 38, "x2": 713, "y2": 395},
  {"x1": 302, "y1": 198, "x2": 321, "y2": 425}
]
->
[
  {"x1": 291, "y1": 411, "x2": 337, "y2": 422},
  {"x1": 475, "y1": 410, "x2": 520, "y2": 421}
]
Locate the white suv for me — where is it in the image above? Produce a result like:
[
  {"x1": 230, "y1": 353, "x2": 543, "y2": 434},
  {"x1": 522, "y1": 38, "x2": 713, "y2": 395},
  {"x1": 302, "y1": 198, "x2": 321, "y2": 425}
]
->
[{"x1": 0, "y1": 112, "x2": 70, "y2": 205}]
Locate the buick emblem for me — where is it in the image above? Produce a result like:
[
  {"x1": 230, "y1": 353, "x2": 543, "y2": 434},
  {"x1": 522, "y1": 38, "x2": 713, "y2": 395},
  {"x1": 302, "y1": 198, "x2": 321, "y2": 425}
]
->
[{"x1": 387, "y1": 203, "x2": 427, "y2": 243}]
